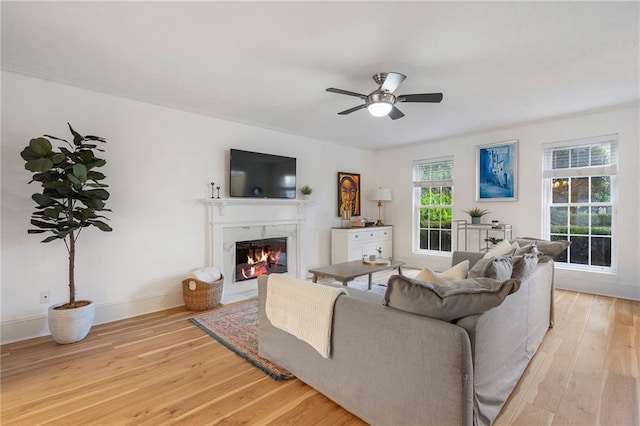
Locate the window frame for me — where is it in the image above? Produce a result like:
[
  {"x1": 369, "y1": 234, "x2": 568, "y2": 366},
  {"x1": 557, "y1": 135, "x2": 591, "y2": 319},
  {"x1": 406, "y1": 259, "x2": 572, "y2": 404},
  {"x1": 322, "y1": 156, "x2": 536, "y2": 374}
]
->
[
  {"x1": 542, "y1": 135, "x2": 618, "y2": 272},
  {"x1": 412, "y1": 157, "x2": 454, "y2": 255}
]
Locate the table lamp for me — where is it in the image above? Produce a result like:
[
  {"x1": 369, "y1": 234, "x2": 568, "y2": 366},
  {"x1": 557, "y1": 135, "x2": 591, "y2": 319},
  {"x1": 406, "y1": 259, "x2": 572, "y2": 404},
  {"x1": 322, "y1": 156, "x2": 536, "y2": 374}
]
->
[{"x1": 368, "y1": 188, "x2": 392, "y2": 226}]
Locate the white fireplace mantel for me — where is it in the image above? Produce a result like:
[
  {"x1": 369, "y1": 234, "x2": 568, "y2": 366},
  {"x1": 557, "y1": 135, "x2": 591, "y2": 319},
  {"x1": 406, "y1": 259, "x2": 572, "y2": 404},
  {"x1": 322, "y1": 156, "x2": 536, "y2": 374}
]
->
[{"x1": 200, "y1": 198, "x2": 311, "y2": 302}]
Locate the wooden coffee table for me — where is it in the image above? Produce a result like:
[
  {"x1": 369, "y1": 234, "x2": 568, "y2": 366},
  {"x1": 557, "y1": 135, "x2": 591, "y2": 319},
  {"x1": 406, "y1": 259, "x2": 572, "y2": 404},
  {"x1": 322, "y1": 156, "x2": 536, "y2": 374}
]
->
[{"x1": 309, "y1": 260, "x2": 405, "y2": 290}]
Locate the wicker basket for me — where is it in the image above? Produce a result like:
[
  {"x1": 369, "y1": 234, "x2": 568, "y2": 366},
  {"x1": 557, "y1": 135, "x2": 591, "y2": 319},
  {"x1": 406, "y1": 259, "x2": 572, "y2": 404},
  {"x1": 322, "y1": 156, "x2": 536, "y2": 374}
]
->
[{"x1": 181, "y1": 274, "x2": 224, "y2": 311}]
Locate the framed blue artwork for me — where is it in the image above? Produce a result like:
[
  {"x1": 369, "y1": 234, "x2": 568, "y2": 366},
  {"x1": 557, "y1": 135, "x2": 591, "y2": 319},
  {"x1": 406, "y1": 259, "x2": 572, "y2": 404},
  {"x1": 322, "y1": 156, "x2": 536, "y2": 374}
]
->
[{"x1": 475, "y1": 140, "x2": 518, "y2": 201}]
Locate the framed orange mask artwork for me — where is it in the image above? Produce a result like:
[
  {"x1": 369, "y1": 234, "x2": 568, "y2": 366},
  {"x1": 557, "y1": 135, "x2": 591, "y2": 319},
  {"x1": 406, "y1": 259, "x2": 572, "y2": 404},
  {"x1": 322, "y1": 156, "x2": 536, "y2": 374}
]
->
[{"x1": 337, "y1": 172, "x2": 361, "y2": 217}]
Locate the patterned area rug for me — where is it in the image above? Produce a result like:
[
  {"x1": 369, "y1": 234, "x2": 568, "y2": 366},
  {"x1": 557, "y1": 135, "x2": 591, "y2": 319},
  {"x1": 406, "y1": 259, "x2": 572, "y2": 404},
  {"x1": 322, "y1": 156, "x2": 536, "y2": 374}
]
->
[{"x1": 190, "y1": 300, "x2": 294, "y2": 380}]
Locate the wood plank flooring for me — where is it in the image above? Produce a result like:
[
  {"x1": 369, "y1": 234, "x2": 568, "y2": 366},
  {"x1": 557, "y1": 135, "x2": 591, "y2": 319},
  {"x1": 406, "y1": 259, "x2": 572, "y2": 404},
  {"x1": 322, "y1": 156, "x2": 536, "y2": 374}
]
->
[{"x1": 1, "y1": 274, "x2": 638, "y2": 425}]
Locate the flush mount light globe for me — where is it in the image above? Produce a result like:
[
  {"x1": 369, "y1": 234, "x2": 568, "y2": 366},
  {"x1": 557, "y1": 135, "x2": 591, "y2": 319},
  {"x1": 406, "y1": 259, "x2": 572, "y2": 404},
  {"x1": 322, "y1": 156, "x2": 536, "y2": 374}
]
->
[
  {"x1": 367, "y1": 102, "x2": 393, "y2": 117},
  {"x1": 366, "y1": 91, "x2": 396, "y2": 117}
]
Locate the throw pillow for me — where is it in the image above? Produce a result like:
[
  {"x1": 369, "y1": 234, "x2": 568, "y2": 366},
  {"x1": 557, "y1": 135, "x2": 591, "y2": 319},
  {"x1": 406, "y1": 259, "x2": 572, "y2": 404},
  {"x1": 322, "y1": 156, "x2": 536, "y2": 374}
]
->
[
  {"x1": 384, "y1": 275, "x2": 521, "y2": 322},
  {"x1": 510, "y1": 237, "x2": 571, "y2": 259},
  {"x1": 513, "y1": 243, "x2": 537, "y2": 256},
  {"x1": 510, "y1": 253, "x2": 539, "y2": 279},
  {"x1": 483, "y1": 239, "x2": 517, "y2": 259},
  {"x1": 467, "y1": 256, "x2": 513, "y2": 281},
  {"x1": 415, "y1": 260, "x2": 469, "y2": 284}
]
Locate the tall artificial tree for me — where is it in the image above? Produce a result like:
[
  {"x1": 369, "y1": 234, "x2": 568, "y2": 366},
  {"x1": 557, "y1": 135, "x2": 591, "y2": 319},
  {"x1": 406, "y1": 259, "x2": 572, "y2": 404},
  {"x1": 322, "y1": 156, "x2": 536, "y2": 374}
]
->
[{"x1": 21, "y1": 123, "x2": 112, "y2": 308}]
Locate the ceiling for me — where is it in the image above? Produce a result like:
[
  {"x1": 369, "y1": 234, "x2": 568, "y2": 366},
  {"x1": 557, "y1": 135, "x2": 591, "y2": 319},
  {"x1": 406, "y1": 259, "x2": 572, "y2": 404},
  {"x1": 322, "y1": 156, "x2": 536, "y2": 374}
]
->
[{"x1": 2, "y1": 1, "x2": 638, "y2": 150}]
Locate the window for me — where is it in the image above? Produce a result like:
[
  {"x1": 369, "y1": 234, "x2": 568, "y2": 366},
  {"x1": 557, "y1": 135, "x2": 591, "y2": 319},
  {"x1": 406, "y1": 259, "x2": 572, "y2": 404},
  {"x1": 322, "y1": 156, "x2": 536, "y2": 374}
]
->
[
  {"x1": 542, "y1": 135, "x2": 618, "y2": 270},
  {"x1": 413, "y1": 157, "x2": 453, "y2": 253}
]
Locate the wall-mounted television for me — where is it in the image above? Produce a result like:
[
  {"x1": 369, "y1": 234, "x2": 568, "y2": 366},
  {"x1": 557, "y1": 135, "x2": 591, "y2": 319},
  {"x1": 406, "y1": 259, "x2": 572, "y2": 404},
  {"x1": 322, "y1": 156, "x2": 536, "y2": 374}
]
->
[{"x1": 229, "y1": 149, "x2": 297, "y2": 199}]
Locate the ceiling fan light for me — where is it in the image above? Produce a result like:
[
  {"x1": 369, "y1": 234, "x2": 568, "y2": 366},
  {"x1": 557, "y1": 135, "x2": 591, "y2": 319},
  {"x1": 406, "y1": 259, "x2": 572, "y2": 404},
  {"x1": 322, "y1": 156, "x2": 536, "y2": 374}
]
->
[{"x1": 367, "y1": 102, "x2": 392, "y2": 117}]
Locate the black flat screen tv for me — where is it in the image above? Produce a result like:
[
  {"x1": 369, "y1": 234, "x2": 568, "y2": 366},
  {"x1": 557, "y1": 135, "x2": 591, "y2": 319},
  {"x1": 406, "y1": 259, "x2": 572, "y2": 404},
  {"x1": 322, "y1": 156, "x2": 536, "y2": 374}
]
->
[{"x1": 229, "y1": 149, "x2": 297, "y2": 199}]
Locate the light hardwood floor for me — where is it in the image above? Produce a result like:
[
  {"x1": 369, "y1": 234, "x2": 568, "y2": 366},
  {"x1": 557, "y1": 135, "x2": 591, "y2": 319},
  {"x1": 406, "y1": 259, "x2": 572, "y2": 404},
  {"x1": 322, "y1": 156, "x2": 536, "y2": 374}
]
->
[{"x1": 2, "y1": 276, "x2": 638, "y2": 425}]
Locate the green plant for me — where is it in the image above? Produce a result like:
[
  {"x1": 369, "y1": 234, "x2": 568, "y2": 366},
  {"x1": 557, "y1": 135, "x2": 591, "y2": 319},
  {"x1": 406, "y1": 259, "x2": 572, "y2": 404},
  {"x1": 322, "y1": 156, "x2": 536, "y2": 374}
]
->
[
  {"x1": 463, "y1": 207, "x2": 490, "y2": 218},
  {"x1": 484, "y1": 236, "x2": 504, "y2": 246},
  {"x1": 300, "y1": 184, "x2": 313, "y2": 195},
  {"x1": 21, "y1": 123, "x2": 112, "y2": 308}
]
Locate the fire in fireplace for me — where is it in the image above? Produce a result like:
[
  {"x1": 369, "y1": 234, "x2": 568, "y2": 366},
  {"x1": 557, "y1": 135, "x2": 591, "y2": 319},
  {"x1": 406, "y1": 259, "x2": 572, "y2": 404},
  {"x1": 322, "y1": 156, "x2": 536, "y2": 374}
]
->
[{"x1": 235, "y1": 237, "x2": 287, "y2": 281}]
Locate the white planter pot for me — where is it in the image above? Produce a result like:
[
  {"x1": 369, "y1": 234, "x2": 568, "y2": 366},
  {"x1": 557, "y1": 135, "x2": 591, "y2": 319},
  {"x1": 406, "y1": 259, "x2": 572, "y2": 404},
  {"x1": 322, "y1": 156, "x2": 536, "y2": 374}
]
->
[{"x1": 48, "y1": 301, "x2": 95, "y2": 344}]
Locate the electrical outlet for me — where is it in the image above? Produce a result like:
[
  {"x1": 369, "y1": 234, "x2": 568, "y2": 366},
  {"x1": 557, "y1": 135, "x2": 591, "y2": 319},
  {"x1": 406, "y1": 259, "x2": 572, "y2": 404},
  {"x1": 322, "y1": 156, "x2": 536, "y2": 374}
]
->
[{"x1": 39, "y1": 290, "x2": 50, "y2": 304}]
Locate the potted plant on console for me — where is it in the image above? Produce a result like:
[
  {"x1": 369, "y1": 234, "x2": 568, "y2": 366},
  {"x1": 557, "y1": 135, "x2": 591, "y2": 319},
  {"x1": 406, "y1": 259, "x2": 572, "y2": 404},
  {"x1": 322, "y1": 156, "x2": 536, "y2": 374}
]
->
[
  {"x1": 463, "y1": 207, "x2": 490, "y2": 225},
  {"x1": 20, "y1": 123, "x2": 112, "y2": 344},
  {"x1": 300, "y1": 184, "x2": 313, "y2": 200}
]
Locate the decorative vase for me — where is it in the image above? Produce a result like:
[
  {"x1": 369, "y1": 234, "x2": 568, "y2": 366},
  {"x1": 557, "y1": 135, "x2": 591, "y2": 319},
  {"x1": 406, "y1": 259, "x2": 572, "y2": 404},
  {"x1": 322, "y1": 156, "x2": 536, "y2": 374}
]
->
[
  {"x1": 471, "y1": 217, "x2": 481, "y2": 224},
  {"x1": 48, "y1": 300, "x2": 95, "y2": 344}
]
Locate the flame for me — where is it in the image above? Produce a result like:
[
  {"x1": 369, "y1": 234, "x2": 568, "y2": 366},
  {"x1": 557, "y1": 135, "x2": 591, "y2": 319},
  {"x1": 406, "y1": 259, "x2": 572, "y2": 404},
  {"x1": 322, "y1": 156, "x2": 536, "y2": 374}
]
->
[{"x1": 240, "y1": 248, "x2": 282, "y2": 279}]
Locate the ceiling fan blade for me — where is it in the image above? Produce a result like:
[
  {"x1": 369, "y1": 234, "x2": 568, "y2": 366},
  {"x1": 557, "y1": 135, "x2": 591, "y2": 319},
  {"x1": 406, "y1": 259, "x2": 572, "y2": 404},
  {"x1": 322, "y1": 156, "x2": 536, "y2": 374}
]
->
[
  {"x1": 326, "y1": 88, "x2": 367, "y2": 100},
  {"x1": 388, "y1": 106, "x2": 405, "y2": 120},
  {"x1": 338, "y1": 104, "x2": 367, "y2": 115},
  {"x1": 379, "y1": 72, "x2": 406, "y2": 93},
  {"x1": 397, "y1": 93, "x2": 443, "y2": 103}
]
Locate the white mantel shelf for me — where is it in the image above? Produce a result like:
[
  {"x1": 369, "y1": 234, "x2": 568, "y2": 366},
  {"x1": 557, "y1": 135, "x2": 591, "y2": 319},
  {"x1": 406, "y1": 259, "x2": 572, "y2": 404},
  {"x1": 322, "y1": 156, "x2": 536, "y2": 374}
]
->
[
  {"x1": 201, "y1": 198, "x2": 312, "y2": 206},
  {"x1": 201, "y1": 198, "x2": 312, "y2": 216}
]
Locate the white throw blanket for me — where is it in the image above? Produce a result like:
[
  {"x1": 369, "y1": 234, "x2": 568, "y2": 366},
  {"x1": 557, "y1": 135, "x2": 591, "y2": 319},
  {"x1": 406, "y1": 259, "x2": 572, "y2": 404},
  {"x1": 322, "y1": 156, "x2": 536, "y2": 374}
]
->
[{"x1": 265, "y1": 275, "x2": 348, "y2": 358}]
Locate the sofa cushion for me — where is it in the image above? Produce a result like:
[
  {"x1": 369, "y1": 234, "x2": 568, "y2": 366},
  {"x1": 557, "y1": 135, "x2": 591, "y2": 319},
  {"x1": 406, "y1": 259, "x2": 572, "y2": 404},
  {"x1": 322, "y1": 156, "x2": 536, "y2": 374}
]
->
[
  {"x1": 483, "y1": 240, "x2": 517, "y2": 259},
  {"x1": 384, "y1": 275, "x2": 521, "y2": 322},
  {"x1": 415, "y1": 260, "x2": 469, "y2": 284},
  {"x1": 467, "y1": 256, "x2": 513, "y2": 281},
  {"x1": 510, "y1": 253, "x2": 539, "y2": 279}
]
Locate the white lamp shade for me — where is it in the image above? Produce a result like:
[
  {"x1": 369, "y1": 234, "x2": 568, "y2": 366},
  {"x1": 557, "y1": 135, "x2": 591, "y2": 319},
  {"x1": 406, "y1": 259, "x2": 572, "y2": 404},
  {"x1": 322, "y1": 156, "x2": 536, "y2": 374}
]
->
[{"x1": 368, "y1": 188, "x2": 392, "y2": 202}]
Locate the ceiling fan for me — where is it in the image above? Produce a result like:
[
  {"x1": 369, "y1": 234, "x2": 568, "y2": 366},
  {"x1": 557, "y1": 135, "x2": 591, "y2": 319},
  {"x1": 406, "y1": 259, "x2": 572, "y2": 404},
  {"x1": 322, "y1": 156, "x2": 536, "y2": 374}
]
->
[{"x1": 326, "y1": 72, "x2": 443, "y2": 120}]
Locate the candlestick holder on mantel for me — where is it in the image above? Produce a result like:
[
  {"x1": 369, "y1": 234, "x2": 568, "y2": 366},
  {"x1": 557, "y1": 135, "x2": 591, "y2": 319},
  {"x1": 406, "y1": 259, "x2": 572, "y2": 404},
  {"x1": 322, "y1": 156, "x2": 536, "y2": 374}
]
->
[{"x1": 210, "y1": 182, "x2": 215, "y2": 199}]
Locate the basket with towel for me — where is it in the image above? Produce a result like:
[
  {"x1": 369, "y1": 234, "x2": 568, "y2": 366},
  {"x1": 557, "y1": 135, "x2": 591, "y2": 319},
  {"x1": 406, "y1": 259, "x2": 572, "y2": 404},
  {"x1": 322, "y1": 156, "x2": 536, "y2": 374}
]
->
[{"x1": 182, "y1": 266, "x2": 224, "y2": 311}]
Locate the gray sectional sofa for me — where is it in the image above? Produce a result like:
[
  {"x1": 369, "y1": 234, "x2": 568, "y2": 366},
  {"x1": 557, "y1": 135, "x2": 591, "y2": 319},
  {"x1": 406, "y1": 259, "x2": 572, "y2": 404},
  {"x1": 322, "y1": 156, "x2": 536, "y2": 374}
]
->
[{"x1": 258, "y1": 251, "x2": 554, "y2": 426}]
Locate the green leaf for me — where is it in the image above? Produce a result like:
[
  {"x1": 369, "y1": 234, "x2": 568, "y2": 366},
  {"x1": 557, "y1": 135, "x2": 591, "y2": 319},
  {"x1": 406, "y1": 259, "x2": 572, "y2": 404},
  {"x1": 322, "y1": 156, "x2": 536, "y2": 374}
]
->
[
  {"x1": 85, "y1": 188, "x2": 110, "y2": 200},
  {"x1": 87, "y1": 171, "x2": 106, "y2": 180},
  {"x1": 72, "y1": 164, "x2": 88, "y2": 182},
  {"x1": 67, "y1": 174, "x2": 81, "y2": 186},
  {"x1": 43, "y1": 134, "x2": 69, "y2": 143},
  {"x1": 32, "y1": 193, "x2": 56, "y2": 207},
  {"x1": 43, "y1": 207, "x2": 64, "y2": 218},
  {"x1": 27, "y1": 229, "x2": 47, "y2": 234},
  {"x1": 30, "y1": 219, "x2": 58, "y2": 229},
  {"x1": 67, "y1": 123, "x2": 84, "y2": 145},
  {"x1": 51, "y1": 153, "x2": 66, "y2": 164},
  {"x1": 90, "y1": 220, "x2": 113, "y2": 232},
  {"x1": 25, "y1": 158, "x2": 53, "y2": 172},
  {"x1": 20, "y1": 146, "x2": 40, "y2": 161},
  {"x1": 29, "y1": 138, "x2": 53, "y2": 156},
  {"x1": 41, "y1": 235, "x2": 61, "y2": 243},
  {"x1": 80, "y1": 198, "x2": 105, "y2": 210}
]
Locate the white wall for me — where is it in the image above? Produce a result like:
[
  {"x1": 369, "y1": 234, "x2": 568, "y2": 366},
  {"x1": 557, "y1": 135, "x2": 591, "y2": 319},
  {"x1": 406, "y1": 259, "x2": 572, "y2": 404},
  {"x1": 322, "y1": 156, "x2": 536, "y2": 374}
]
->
[
  {"x1": 1, "y1": 71, "x2": 376, "y2": 343},
  {"x1": 376, "y1": 104, "x2": 640, "y2": 301},
  {"x1": 3, "y1": 71, "x2": 637, "y2": 344}
]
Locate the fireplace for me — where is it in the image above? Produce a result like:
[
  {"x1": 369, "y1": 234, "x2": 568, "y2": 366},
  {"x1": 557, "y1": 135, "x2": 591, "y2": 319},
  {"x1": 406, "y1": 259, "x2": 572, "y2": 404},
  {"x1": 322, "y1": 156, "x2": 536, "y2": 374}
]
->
[{"x1": 235, "y1": 237, "x2": 287, "y2": 281}]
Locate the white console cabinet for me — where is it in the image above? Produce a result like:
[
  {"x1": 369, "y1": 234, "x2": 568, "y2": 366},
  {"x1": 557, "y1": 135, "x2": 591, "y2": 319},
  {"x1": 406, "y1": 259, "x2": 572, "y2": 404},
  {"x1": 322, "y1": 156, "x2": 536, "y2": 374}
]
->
[{"x1": 331, "y1": 226, "x2": 393, "y2": 264}]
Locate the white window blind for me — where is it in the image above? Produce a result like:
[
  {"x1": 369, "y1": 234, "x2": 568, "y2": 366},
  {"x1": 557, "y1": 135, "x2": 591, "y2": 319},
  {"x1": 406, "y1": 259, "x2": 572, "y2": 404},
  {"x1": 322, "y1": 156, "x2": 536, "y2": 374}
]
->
[
  {"x1": 413, "y1": 157, "x2": 454, "y2": 187},
  {"x1": 542, "y1": 134, "x2": 618, "y2": 178}
]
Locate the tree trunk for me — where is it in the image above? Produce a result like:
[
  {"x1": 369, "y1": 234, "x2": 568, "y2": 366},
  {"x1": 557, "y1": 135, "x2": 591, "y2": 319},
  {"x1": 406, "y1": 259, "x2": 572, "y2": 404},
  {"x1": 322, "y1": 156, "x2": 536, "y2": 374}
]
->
[{"x1": 67, "y1": 197, "x2": 75, "y2": 305}]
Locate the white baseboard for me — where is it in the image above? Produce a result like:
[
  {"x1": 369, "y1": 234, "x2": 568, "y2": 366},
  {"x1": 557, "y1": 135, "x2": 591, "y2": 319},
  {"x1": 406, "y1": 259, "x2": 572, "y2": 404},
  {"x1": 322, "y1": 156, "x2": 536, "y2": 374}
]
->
[
  {"x1": 555, "y1": 280, "x2": 640, "y2": 301},
  {"x1": 1, "y1": 291, "x2": 184, "y2": 345}
]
